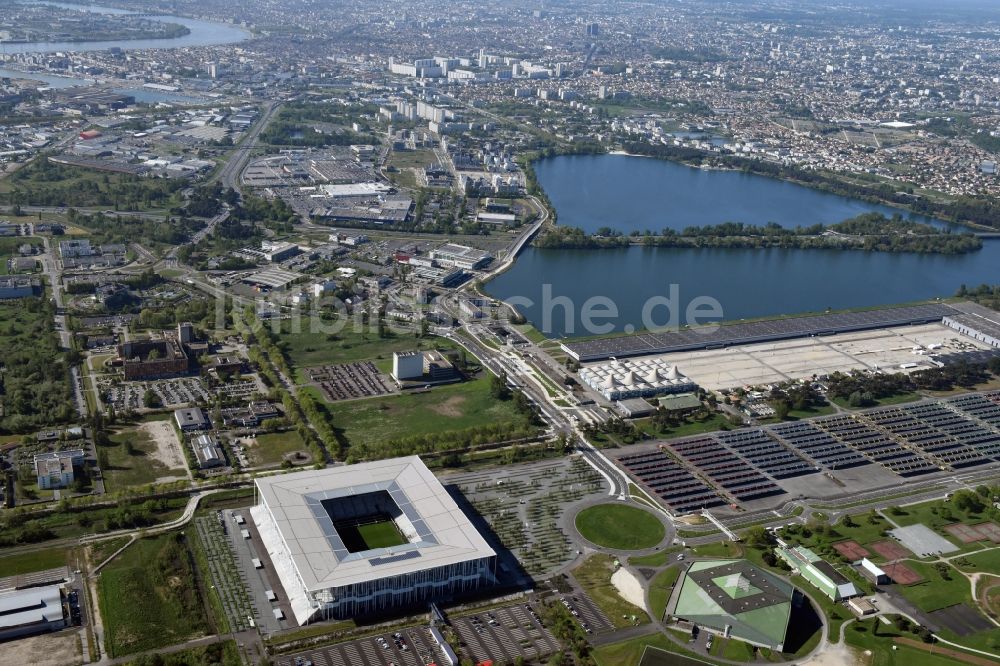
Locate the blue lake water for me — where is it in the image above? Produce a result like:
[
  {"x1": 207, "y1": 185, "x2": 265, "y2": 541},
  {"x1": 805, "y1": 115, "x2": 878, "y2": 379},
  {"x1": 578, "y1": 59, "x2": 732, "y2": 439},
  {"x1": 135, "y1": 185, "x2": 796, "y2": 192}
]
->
[
  {"x1": 487, "y1": 154, "x2": 1000, "y2": 337},
  {"x1": 2, "y1": 2, "x2": 250, "y2": 53}
]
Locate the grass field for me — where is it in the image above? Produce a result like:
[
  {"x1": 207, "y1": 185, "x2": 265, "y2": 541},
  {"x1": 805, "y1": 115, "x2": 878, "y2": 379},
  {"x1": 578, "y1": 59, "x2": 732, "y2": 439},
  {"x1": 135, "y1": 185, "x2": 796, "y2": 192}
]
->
[
  {"x1": 98, "y1": 533, "x2": 208, "y2": 657},
  {"x1": 572, "y1": 554, "x2": 649, "y2": 629},
  {"x1": 247, "y1": 430, "x2": 309, "y2": 465},
  {"x1": 575, "y1": 503, "x2": 666, "y2": 551},
  {"x1": 635, "y1": 412, "x2": 732, "y2": 440},
  {"x1": 648, "y1": 567, "x2": 681, "y2": 621},
  {"x1": 844, "y1": 618, "x2": 976, "y2": 666},
  {"x1": 888, "y1": 497, "x2": 990, "y2": 534},
  {"x1": 896, "y1": 560, "x2": 972, "y2": 612},
  {"x1": 0, "y1": 548, "x2": 69, "y2": 575},
  {"x1": 102, "y1": 424, "x2": 185, "y2": 491},
  {"x1": 833, "y1": 392, "x2": 923, "y2": 409},
  {"x1": 355, "y1": 520, "x2": 406, "y2": 550},
  {"x1": 593, "y1": 630, "x2": 719, "y2": 666},
  {"x1": 274, "y1": 320, "x2": 452, "y2": 374},
  {"x1": 327, "y1": 376, "x2": 533, "y2": 451}
]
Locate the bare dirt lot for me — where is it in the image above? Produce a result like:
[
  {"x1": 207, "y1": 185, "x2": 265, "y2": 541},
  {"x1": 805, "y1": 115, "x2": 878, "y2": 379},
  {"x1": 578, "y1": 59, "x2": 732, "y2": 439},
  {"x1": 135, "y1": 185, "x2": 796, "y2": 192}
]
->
[
  {"x1": 138, "y1": 419, "x2": 189, "y2": 482},
  {"x1": 3, "y1": 630, "x2": 82, "y2": 666}
]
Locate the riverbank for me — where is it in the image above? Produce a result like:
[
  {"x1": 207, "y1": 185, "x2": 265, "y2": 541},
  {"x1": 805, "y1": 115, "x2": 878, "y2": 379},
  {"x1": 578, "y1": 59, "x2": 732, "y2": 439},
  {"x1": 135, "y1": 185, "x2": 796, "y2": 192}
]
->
[{"x1": 535, "y1": 213, "x2": 985, "y2": 255}]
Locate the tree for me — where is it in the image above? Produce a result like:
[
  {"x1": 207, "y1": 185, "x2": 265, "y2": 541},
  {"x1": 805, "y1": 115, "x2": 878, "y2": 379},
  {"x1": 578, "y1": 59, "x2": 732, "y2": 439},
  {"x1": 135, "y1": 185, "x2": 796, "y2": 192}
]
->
[
  {"x1": 490, "y1": 370, "x2": 511, "y2": 400},
  {"x1": 745, "y1": 525, "x2": 773, "y2": 548},
  {"x1": 143, "y1": 389, "x2": 162, "y2": 408}
]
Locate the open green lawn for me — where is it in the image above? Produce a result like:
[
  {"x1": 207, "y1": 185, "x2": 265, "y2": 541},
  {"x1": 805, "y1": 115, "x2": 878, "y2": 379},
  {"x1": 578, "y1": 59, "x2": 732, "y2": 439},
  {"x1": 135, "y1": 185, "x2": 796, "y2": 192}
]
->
[
  {"x1": 649, "y1": 567, "x2": 681, "y2": 621},
  {"x1": 248, "y1": 430, "x2": 309, "y2": 466},
  {"x1": 593, "y1": 630, "x2": 720, "y2": 666},
  {"x1": 0, "y1": 548, "x2": 70, "y2": 575},
  {"x1": 98, "y1": 533, "x2": 208, "y2": 657},
  {"x1": 572, "y1": 554, "x2": 649, "y2": 629},
  {"x1": 388, "y1": 149, "x2": 437, "y2": 170},
  {"x1": 896, "y1": 561, "x2": 973, "y2": 612},
  {"x1": 954, "y1": 547, "x2": 1000, "y2": 573},
  {"x1": 844, "y1": 618, "x2": 982, "y2": 666},
  {"x1": 575, "y1": 503, "x2": 666, "y2": 550},
  {"x1": 275, "y1": 320, "x2": 453, "y2": 373},
  {"x1": 887, "y1": 498, "x2": 990, "y2": 536},
  {"x1": 102, "y1": 422, "x2": 186, "y2": 491},
  {"x1": 327, "y1": 376, "x2": 534, "y2": 453},
  {"x1": 635, "y1": 413, "x2": 732, "y2": 440},
  {"x1": 833, "y1": 392, "x2": 923, "y2": 409}
]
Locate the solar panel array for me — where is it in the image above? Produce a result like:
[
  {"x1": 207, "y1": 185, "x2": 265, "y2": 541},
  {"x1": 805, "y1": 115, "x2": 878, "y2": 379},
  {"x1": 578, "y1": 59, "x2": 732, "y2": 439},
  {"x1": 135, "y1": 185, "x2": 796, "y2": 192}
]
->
[
  {"x1": 616, "y1": 450, "x2": 725, "y2": 514},
  {"x1": 812, "y1": 414, "x2": 938, "y2": 476},
  {"x1": 769, "y1": 421, "x2": 870, "y2": 470},
  {"x1": 949, "y1": 391, "x2": 1000, "y2": 430},
  {"x1": 666, "y1": 436, "x2": 785, "y2": 503},
  {"x1": 616, "y1": 392, "x2": 1000, "y2": 515},
  {"x1": 714, "y1": 429, "x2": 814, "y2": 479},
  {"x1": 864, "y1": 405, "x2": 987, "y2": 469}
]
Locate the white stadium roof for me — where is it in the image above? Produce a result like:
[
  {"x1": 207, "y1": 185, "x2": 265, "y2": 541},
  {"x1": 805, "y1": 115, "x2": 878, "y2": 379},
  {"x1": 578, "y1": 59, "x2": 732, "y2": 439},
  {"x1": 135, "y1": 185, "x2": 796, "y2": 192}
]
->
[{"x1": 252, "y1": 457, "x2": 494, "y2": 593}]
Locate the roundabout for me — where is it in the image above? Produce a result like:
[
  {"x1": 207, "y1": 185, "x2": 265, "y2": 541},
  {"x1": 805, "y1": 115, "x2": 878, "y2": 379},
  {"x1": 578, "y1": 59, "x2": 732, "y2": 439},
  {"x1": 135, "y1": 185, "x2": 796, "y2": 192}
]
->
[{"x1": 574, "y1": 502, "x2": 667, "y2": 551}]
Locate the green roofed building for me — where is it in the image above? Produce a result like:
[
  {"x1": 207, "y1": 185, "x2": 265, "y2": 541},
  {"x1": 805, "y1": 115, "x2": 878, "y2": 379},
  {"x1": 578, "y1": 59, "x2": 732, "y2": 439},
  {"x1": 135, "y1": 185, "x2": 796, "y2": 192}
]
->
[
  {"x1": 668, "y1": 559, "x2": 794, "y2": 650},
  {"x1": 775, "y1": 545, "x2": 859, "y2": 601}
]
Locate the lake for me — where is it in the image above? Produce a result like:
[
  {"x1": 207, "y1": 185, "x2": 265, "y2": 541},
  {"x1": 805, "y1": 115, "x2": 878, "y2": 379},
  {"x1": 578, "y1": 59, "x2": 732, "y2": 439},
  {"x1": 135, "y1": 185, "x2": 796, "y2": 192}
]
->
[
  {"x1": 1, "y1": 2, "x2": 250, "y2": 53},
  {"x1": 534, "y1": 153, "x2": 960, "y2": 233},
  {"x1": 487, "y1": 154, "x2": 1000, "y2": 337}
]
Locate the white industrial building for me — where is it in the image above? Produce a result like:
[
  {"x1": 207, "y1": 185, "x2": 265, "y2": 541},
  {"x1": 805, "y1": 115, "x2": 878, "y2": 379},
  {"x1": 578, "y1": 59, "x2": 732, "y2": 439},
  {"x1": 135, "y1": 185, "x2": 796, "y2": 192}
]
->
[
  {"x1": 429, "y1": 243, "x2": 492, "y2": 270},
  {"x1": 192, "y1": 434, "x2": 226, "y2": 469},
  {"x1": 250, "y1": 457, "x2": 496, "y2": 624},
  {"x1": 944, "y1": 306, "x2": 1000, "y2": 348},
  {"x1": 0, "y1": 585, "x2": 66, "y2": 641},
  {"x1": 392, "y1": 351, "x2": 425, "y2": 381},
  {"x1": 580, "y1": 358, "x2": 697, "y2": 400}
]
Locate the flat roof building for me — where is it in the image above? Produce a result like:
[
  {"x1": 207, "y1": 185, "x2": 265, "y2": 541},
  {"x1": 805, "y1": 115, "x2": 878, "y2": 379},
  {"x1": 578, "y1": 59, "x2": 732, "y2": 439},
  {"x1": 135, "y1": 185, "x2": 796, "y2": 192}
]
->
[
  {"x1": 0, "y1": 276, "x2": 40, "y2": 300},
  {"x1": 193, "y1": 434, "x2": 226, "y2": 469},
  {"x1": 430, "y1": 243, "x2": 492, "y2": 271},
  {"x1": 175, "y1": 407, "x2": 209, "y2": 432},
  {"x1": 944, "y1": 303, "x2": 1000, "y2": 349},
  {"x1": 250, "y1": 457, "x2": 495, "y2": 624},
  {"x1": 119, "y1": 337, "x2": 190, "y2": 381},
  {"x1": 0, "y1": 585, "x2": 66, "y2": 641},
  {"x1": 33, "y1": 449, "x2": 85, "y2": 490}
]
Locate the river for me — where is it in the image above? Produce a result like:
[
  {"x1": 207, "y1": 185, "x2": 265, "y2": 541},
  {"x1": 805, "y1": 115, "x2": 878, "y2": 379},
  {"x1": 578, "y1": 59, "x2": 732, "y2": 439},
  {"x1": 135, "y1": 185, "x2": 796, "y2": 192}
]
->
[
  {"x1": 486, "y1": 154, "x2": 1000, "y2": 337},
  {"x1": 0, "y1": 1, "x2": 250, "y2": 54}
]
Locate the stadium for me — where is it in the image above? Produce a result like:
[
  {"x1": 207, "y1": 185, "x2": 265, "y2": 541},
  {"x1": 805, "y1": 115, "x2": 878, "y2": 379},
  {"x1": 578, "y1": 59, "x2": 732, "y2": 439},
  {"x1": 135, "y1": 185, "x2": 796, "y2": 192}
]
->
[{"x1": 250, "y1": 457, "x2": 496, "y2": 624}]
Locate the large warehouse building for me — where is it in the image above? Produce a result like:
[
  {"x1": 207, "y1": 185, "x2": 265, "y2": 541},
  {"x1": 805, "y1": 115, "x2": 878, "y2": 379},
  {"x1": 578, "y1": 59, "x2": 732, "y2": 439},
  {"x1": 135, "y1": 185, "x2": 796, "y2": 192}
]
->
[{"x1": 250, "y1": 457, "x2": 496, "y2": 624}]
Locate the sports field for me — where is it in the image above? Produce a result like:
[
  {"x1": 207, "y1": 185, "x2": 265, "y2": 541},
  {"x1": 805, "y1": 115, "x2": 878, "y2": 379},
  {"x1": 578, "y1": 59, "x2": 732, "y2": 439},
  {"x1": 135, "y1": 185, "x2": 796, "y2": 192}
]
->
[{"x1": 336, "y1": 516, "x2": 407, "y2": 552}]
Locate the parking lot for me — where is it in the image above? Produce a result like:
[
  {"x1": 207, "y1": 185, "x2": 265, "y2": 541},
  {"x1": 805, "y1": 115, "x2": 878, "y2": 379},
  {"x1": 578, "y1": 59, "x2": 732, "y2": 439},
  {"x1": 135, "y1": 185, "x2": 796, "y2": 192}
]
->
[
  {"x1": 452, "y1": 602, "x2": 561, "y2": 664},
  {"x1": 306, "y1": 361, "x2": 396, "y2": 402},
  {"x1": 447, "y1": 456, "x2": 608, "y2": 578},
  {"x1": 275, "y1": 625, "x2": 451, "y2": 666},
  {"x1": 100, "y1": 376, "x2": 260, "y2": 411},
  {"x1": 556, "y1": 593, "x2": 615, "y2": 635}
]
